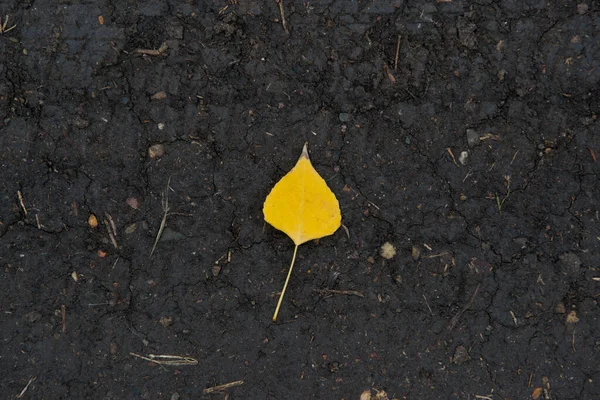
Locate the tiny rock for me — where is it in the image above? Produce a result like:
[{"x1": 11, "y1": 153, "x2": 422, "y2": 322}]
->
[
  {"x1": 125, "y1": 223, "x2": 137, "y2": 234},
  {"x1": 88, "y1": 214, "x2": 98, "y2": 228},
  {"x1": 73, "y1": 116, "x2": 90, "y2": 129},
  {"x1": 126, "y1": 197, "x2": 139, "y2": 210},
  {"x1": 458, "y1": 151, "x2": 469, "y2": 165},
  {"x1": 411, "y1": 245, "x2": 421, "y2": 261},
  {"x1": 566, "y1": 310, "x2": 579, "y2": 324},
  {"x1": 360, "y1": 390, "x2": 372, "y2": 400},
  {"x1": 379, "y1": 242, "x2": 396, "y2": 260},
  {"x1": 23, "y1": 311, "x2": 42, "y2": 323},
  {"x1": 148, "y1": 144, "x2": 165, "y2": 159},
  {"x1": 452, "y1": 345, "x2": 471, "y2": 364},
  {"x1": 151, "y1": 91, "x2": 167, "y2": 100},
  {"x1": 466, "y1": 129, "x2": 479, "y2": 147},
  {"x1": 339, "y1": 113, "x2": 351, "y2": 122},
  {"x1": 159, "y1": 316, "x2": 173, "y2": 327},
  {"x1": 577, "y1": 3, "x2": 588, "y2": 14}
]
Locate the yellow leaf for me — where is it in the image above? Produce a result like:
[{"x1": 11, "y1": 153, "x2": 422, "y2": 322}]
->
[{"x1": 263, "y1": 143, "x2": 341, "y2": 321}]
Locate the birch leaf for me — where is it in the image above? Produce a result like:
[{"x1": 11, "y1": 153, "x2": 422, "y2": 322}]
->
[{"x1": 263, "y1": 143, "x2": 341, "y2": 321}]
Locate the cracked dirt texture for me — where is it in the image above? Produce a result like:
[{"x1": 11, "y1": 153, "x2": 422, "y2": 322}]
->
[{"x1": 1, "y1": 1, "x2": 599, "y2": 399}]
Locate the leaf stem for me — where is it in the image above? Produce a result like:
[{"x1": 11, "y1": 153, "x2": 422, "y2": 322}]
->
[{"x1": 272, "y1": 245, "x2": 299, "y2": 321}]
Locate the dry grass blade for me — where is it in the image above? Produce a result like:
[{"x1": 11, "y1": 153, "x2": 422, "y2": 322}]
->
[
  {"x1": 0, "y1": 14, "x2": 17, "y2": 34},
  {"x1": 203, "y1": 380, "x2": 244, "y2": 394},
  {"x1": 150, "y1": 178, "x2": 172, "y2": 257},
  {"x1": 275, "y1": 0, "x2": 289, "y2": 34},
  {"x1": 130, "y1": 352, "x2": 198, "y2": 366}
]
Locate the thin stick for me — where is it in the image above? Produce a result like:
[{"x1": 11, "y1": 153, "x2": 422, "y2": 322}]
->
[
  {"x1": 61, "y1": 304, "x2": 66, "y2": 334},
  {"x1": 203, "y1": 380, "x2": 244, "y2": 394},
  {"x1": 423, "y1": 294, "x2": 434, "y2": 315},
  {"x1": 17, "y1": 190, "x2": 27, "y2": 215},
  {"x1": 16, "y1": 377, "x2": 36, "y2": 399},
  {"x1": 275, "y1": 0, "x2": 289, "y2": 34},
  {"x1": 150, "y1": 178, "x2": 171, "y2": 257},
  {"x1": 448, "y1": 283, "x2": 480, "y2": 330},
  {"x1": 314, "y1": 288, "x2": 364, "y2": 298},
  {"x1": 130, "y1": 352, "x2": 198, "y2": 366},
  {"x1": 383, "y1": 63, "x2": 396, "y2": 84},
  {"x1": 273, "y1": 245, "x2": 299, "y2": 321},
  {"x1": 394, "y1": 34, "x2": 401, "y2": 72}
]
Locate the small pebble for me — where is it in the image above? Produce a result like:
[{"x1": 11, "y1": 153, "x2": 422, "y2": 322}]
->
[
  {"x1": 151, "y1": 91, "x2": 167, "y2": 100},
  {"x1": 458, "y1": 151, "x2": 468, "y2": 165},
  {"x1": 411, "y1": 246, "x2": 421, "y2": 260},
  {"x1": 158, "y1": 122, "x2": 165, "y2": 130},
  {"x1": 23, "y1": 311, "x2": 42, "y2": 323},
  {"x1": 88, "y1": 214, "x2": 98, "y2": 228},
  {"x1": 466, "y1": 129, "x2": 479, "y2": 147},
  {"x1": 566, "y1": 310, "x2": 579, "y2": 324},
  {"x1": 126, "y1": 197, "x2": 139, "y2": 210},
  {"x1": 339, "y1": 113, "x2": 351, "y2": 122},
  {"x1": 148, "y1": 144, "x2": 165, "y2": 159}
]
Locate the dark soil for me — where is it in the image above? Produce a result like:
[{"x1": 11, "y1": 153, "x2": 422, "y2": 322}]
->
[{"x1": 1, "y1": 1, "x2": 599, "y2": 399}]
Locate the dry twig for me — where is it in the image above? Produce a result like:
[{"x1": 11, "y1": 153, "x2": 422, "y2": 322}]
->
[
  {"x1": 383, "y1": 63, "x2": 396, "y2": 84},
  {"x1": 448, "y1": 283, "x2": 480, "y2": 330},
  {"x1": 16, "y1": 377, "x2": 36, "y2": 398},
  {"x1": 0, "y1": 14, "x2": 17, "y2": 34},
  {"x1": 150, "y1": 178, "x2": 172, "y2": 257},
  {"x1": 17, "y1": 190, "x2": 27, "y2": 215},
  {"x1": 314, "y1": 288, "x2": 364, "y2": 298},
  {"x1": 203, "y1": 380, "x2": 244, "y2": 394},
  {"x1": 394, "y1": 34, "x2": 401, "y2": 72},
  {"x1": 275, "y1": 0, "x2": 289, "y2": 34}
]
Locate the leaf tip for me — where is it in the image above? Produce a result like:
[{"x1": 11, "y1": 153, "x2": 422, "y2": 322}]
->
[{"x1": 301, "y1": 142, "x2": 309, "y2": 159}]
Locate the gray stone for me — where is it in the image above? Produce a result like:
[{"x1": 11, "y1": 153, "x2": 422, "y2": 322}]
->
[
  {"x1": 24, "y1": 311, "x2": 42, "y2": 323},
  {"x1": 160, "y1": 228, "x2": 186, "y2": 242},
  {"x1": 339, "y1": 113, "x2": 351, "y2": 122},
  {"x1": 466, "y1": 129, "x2": 479, "y2": 147}
]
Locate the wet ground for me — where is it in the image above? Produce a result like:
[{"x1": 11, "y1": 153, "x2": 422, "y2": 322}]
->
[{"x1": 1, "y1": 1, "x2": 599, "y2": 399}]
